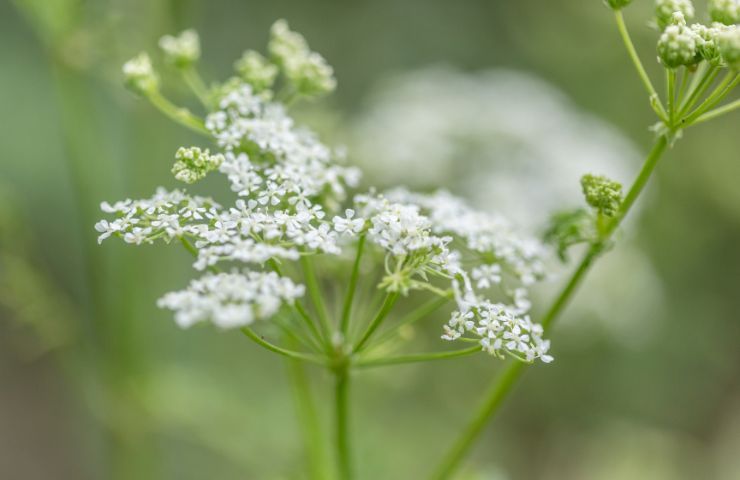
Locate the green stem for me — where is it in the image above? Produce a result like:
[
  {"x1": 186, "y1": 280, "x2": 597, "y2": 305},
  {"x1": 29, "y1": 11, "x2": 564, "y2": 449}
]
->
[
  {"x1": 240, "y1": 327, "x2": 325, "y2": 365},
  {"x1": 679, "y1": 64, "x2": 717, "y2": 115},
  {"x1": 667, "y1": 68, "x2": 676, "y2": 124},
  {"x1": 614, "y1": 10, "x2": 666, "y2": 119},
  {"x1": 300, "y1": 255, "x2": 334, "y2": 343},
  {"x1": 691, "y1": 98, "x2": 740, "y2": 125},
  {"x1": 145, "y1": 89, "x2": 210, "y2": 135},
  {"x1": 352, "y1": 292, "x2": 399, "y2": 353},
  {"x1": 181, "y1": 67, "x2": 211, "y2": 107},
  {"x1": 355, "y1": 346, "x2": 480, "y2": 368},
  {"x1": 372, "y1": 295, "x2": 452, "y2": 349},
  {"x1": 429, "y1": 135, "x2": 670, "y2": 480},
  {"x1": 340, "y1": 235, "x2": 366, "y2": 336},
  {"x1": 286, "y1": 353, "x2": 329, "y2": 480},
  {"x1": 681, "y1": 73, "x2": 739, "y2": 126},
  {"x1": 335, "y1": 366, "x2": 352, "y2": 479}
]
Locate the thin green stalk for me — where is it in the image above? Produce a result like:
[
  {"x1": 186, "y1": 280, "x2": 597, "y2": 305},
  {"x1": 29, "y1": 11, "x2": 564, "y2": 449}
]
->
[
  {"x1": 181, "y1": 67, "x2": 211, "y2": 107},
  {"x1": 286, "y1": 354, "x2": 329, "y2": 480},
  {"x1": 335, "y1": 367, "x2": 352, "y2": 480},
  {"x1": 145, "y1": 89, "x2": 210, "y2": 135},
  {"x1": 667, "y1": 68, "x2": 677, "y2": 124},
  {"x1": 372, "y1": 295, "x2": 452, "y2": 348},
  {"x1": 340, "y1": 235, "x2": 366, "y2": 336},
  {"x1": 430, "y1": 136, "x2": 670, "y2": 480},
  {"x1": 352, "y1": 292, "x2": 399, "y2": 353},
  {"x1": 614, "y1": 10, "x2": 667, "y2": 119},
  {"x1": 355, "y1": 346, "x2": 480, "y2": 368},
  {"x1": 300, "y1": 255, "x2": 334, "y2": 342},
  {"x1": 681, "y1": 73, "x2": 739, "y2": 126},
  {"x1": 679, "y1": 65, "x2": 717, "y2": 115},
  {"x1": 691, "y1": 98, "x2": 740, "y2": 126},
  {"x1": 240, "y1": 327, "x2": 326, "y2": 365}
]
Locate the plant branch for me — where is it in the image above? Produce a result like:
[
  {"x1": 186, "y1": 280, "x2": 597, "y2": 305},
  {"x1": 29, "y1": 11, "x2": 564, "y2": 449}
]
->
[
  {"x1": 340, "y1": 235, "x2": 366, "y2": 337},
  {"x1": 352, "y1": 292, "x2": 399, "y2": 353},
  {"x1": 334, "y1": 366, "x2": 352, "y2": 479},
  {"x1": 301, "y1": 255, "x2": 334, "y2": 342},
  {"x1": 691, "y1": 98, "x2": 740, "y2": 125},
  {"x1": 355, "y1": 346, "x2": 480, "y2": 368},
  {"x1": 429, "y1": 135, "x2": 670, "y2": 479},
  {"x1": 240, "y1": 327, "x2": 325, "y2": 366},
  {"x1": 145, "y1": 90, "x2": 210, "y2": 135}
]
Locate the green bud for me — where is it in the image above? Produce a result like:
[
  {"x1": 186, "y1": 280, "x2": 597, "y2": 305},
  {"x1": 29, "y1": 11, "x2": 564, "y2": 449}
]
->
[
  {"x1": 581, "y1": 174, "x2": 623, "y2": 217},
  {"x1": 658, "y1": 20, "x2": 700, "y2": 68},
  {"x1": 655, "y1": 0, "x2": 695, "y2": 30},
  {"x1": 234, "y1": 50, "x2": 278, "y2": 92},
  {"x1": 269, "y1": 19, "x2": 336, "y2": 98},
  {"x1": 709, "y1": 0, "x2": 740, "y2": 26},
  {"x1": 159, "y1": 29, "x2": 201, "y2": 68},
  {"x1": 122, "y1": 52, "x2": 158, "y2": 95},
  {"x1": 718, "y1": 27, "x2": 740, "y2": 70},
  {"x1": 691, "y1": 24, "x2": 723, "y2": 65},
  {"x1": 605, "y1": 0, "x2": 633, "y2": 10},
  {"x1": 172, "y1": 147, "x2": 223, "y2": 184}
]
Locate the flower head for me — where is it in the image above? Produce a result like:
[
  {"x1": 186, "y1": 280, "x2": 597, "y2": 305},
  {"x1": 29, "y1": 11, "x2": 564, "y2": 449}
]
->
[
  {"x1": 172, "y1": 147, "x2": 224, "y2": 184},
  {"x1": 581, "y1": 174, "x2": 623, "y2": 217},
  {"x1": 159, "y1": 29, "x2": 201, "y2": 68},
  {"x1": 122, "y1": 52, "x2": 158, "y2": 95},
  {"x1": 234, "y1": 50, "x2": 279, "y2": 92},
  {"x1": 709, "y1": 0, "x2": 740, "y2": 25},
  {"x1": 655, "y1": 0, "x2": 695, "y2": 30}
]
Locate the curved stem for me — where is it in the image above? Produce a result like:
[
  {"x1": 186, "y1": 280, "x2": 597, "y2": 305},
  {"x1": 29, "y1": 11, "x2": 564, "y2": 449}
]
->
[
  {"x1": 614, "y1": 10, "x2": 666, "y2": 119},
  {"x1": 145, "y1": 90, "x2": 210, "y2": 135},
  {"x1": 352, "y1": 292, "x2": 399, "y2": 353},
  {"x1": 240, "y1": 327, "x2": 325, "y2": 365},
  {"x1": 429, "y1": 135, "x2": 670, "y2": 480},
  {"x1": 340, "y1": 235, "x2": 366, "y2": 336},
  {"x1": 355, "y1": 346, "x2": 480, "y2": 368}
]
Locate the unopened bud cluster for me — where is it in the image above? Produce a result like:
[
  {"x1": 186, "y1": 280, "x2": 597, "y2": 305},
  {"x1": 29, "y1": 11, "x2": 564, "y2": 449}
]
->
[
  {"x1": 159, "y1": 29, "x2": 201, "y2": 68},
  {"x1": 581, "y1": 174, "x2": 623, "y2": 218},
  {"x1": 172, "y1": 147, "x2": 224, "y2": 184},
  {"x1": 122, "y1": 53, "x2": 158, "y2": 95}
]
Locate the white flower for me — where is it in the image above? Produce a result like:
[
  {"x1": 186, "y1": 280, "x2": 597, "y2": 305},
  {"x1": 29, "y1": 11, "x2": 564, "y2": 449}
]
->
[
  {"x1": 159, "y1": 29, "x2": 200, "y2": 67},
  {"x1": 332, "y1": 209, "x2": 365, "y2": 235},
  {"x1": 472, "y1": 264, "x2": 502, "y2": 289},
  {"x1": 157, "y1": 270, "x2": 305, "y2": 329}
]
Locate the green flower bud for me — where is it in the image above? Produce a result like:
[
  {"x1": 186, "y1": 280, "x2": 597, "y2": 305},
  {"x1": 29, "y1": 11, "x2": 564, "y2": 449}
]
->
[
  {"x1": 122, "y1": 52, "x2": 158, "y2": 95},
  {"x1": 718, "y1": 26, "x2": 740, "y2": 70},
  {"x1": 709, "y1": 0, "x2": 740, "y2": 26},
  {"x1": 581, "y1": 174, "x2": 623, "y2": 217},
  {"x1": 159, "y1": 29, "x2": 201, "y2": 68},
  {"x1": 655, "y1": 0, "x2": 695, "y2": 30},
  {"x1": 605, "y1": 0, "x2": 633, "y2": 10},
  {"x1": 658, "y1": 21, "x2": 700, "y2": 68},
  {"x1": 172, "y1": 147, "x2": 223, "y2": 184},
  {"x1": 234, "y1": 50, "x2": 278, "y2": 92},
  {"x1": 269, "y1": 19, "x2": 336, "y2": 98}
]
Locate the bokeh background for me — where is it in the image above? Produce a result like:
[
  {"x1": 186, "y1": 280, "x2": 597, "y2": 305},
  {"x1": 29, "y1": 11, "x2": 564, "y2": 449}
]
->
[{"x1": 1, "y1": 0, "x2": 739, "y2": 479}]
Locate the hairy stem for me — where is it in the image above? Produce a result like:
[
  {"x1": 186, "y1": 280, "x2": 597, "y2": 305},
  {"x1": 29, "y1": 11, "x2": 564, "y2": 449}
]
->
[{"x1": 429, "y1": 135, "x2": 670, "y2": 479}]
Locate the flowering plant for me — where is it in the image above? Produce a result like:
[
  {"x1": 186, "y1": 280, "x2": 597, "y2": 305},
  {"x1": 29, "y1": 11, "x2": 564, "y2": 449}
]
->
[{"x1": 95, "y1": 0, "x2": 739, "y2": 476}]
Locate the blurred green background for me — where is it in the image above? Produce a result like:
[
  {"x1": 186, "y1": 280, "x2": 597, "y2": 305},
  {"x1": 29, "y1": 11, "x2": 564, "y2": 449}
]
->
[{"x1": 1, "y1": 0, "x2": 739, "y2": 479}]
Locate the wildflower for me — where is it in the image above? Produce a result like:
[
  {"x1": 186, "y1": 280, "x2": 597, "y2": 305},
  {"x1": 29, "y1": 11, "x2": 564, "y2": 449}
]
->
[
  {"x1": 269, "y1": 19, "x2": 336, "y2": 97},
  {"x1": 122, "y1": 52, "x2": 158, "y2": 95},
  {"x1": 709, "y1": 0, "x2": 740, "y2": 25},
  {"x1": 332, "y1": 209, "x2": 365, "y2": 235},
  {"x1": 172, "y1": 147, "x2": 224, "y2": 184},
  {"x1": 718, "y1": 26, "x2": 740, "y2": 70},
  {"x1": 655, "y1": 0, "x2": 695, "y2": 30},
  {"x1": 581, "y1": 174, "x2": 623, "y2": 217},
  {"x1": 657, "y1": 15, "x2": 700, "y2": 68},
  {"x1": 159, "y1": 29, "x2": 201, "y2": 68},
  {"x1": 157, "y1": 270, "x2": 304, "y2": 329},
  {"x1": 234, "y1": 50, "x2": 279, "y2": 92}
]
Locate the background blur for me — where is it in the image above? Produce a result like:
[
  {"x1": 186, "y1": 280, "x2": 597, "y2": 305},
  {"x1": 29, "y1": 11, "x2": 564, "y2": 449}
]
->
[{"x1": 1, "y1": 0, "x2": 739, "y2": 479}]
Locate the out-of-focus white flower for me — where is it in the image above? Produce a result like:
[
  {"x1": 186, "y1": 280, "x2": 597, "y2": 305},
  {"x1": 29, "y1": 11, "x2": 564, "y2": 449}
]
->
[{"x1": 159, "y1": 29, "x2": 200, "y2": 67}]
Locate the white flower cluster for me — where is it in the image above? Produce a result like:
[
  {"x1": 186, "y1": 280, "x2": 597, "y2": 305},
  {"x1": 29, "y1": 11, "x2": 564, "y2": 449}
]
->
[
  {"x1": 101, "y1": 24, "x2": 554, "y2": 362},
  {"x1": 709, "y1": 0, "x2": 739, "y2": 26},
  {"x1": 157, "y1": 270, "x2": 304, "y2": 329},
  {"x1": 354, "y1": 189, "x2": 552, "y2": 362},
  {"x1": 122, "y1": 52, "x2": 158, "y2": 94},
  {"x1": 655, "y1": 0, "x2": 695, "y2": 30},
  {"x1": 159, "y1": 29, "x2": 200, "y2": 67}
]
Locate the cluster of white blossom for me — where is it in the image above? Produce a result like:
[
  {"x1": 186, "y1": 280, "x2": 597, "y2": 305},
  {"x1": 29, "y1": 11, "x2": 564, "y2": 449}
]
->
[
  {"x1": 100, "y1": 22, "x2": 554, "y2": 362},
  {"x1": 157, "y1": 270, "x2": 304, "y2": 329}
]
